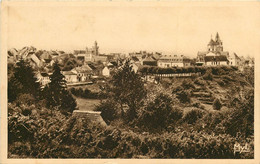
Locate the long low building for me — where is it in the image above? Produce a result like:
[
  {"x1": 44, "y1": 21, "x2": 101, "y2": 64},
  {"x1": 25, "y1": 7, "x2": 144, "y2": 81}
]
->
[{"x1": 158, "y1": 55, "x2": 190, "y2": 68}]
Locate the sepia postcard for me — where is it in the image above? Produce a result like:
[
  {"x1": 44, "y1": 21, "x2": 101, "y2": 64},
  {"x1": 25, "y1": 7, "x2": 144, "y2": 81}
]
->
[{"x1": 0, "y1": 1, "x2": 260, "y2": 164}]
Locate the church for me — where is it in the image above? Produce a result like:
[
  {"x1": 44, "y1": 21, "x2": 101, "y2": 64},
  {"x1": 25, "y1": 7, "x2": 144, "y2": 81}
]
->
[
  {"x1": 74, "y1": 41, "x2": 108, "y2": 63},
  {"x1": 196, "y1": 33, "x2": 229, "y2": 66}
]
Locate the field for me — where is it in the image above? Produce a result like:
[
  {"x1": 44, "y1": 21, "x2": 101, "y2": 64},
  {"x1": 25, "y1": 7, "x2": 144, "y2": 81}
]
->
[{"x1": 75, "y1": 97, "x2": 100, "y2": 111}]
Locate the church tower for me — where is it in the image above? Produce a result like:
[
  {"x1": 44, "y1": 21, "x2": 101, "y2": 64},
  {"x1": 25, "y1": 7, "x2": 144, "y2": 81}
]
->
[
  {"x1": 207, "y1": 32, "x2": 223, "y2": 53},
  {"x1": 93, "y1": 41, "x2": 99, "y2": 56},
  {"x1": 214, "y1": 32, "x2": 223, "y2": 52},
  {"x1": 207, "y1": 35, "x2": 215, "y2": 52}
]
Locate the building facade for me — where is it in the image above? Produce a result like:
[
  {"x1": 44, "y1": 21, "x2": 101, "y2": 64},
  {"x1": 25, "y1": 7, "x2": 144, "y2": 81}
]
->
[{"x1": 158, "y1": 55, "x2": 188, "y2": 68}]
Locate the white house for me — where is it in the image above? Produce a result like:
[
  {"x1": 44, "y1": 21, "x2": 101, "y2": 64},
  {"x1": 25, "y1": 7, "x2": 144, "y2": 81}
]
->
[
  {"x1": 131, "y1": 63, "x2": 140, "y2": 73},
  {"x1": 228, "y1": 53, "x2": 241, "y2": 66},
  {"x1": 71, "y1": 64, "x2": 93, "y2": 82},
  {"x1": 102, "y1": 66, "x2": 110, "y2": 77},
  {"x1": 158, "y1": 55, "x2": 184, "y2": 68},
  {"x1": 62, "y1": 71, "x2": 78, "y2": 83},
  {"x1": 204, "y1": 53, "x2": 229, "y2": 66}
]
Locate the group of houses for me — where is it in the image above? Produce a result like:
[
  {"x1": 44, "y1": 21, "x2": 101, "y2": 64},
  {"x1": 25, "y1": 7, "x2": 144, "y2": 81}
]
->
[
  {"x1": 73, "y1": 41, "x2": 126, "y2": 65},
  {"x1": 196, "y1": 33, "x2": 254, "y2": 68},
  {"x1": 35, "y1": 61, "x2": 120, "y2": 87},
  {"x1": 128, "y1": 51, "x2": 192, "y2": 69},
  {"x1": 8, "y1": 35, "x2": 254, "y2": 88}
]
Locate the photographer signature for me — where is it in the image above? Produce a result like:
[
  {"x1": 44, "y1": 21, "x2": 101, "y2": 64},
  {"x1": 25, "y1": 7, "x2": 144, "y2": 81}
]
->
[{"x1": 234, "y1": 141, "x2": 250, "y2": 154}]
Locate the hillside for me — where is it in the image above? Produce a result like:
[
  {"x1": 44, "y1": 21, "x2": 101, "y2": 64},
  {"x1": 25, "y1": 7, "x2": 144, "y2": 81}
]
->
[{"x1": 8, "y1": 62, "x2": 254, "y2": 158}]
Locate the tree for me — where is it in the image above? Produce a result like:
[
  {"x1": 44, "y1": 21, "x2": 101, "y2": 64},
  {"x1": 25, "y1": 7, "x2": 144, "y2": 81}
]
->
[
  {"x1": 213, "y1": 98, "x2": 222, "y2": 110},
  {"x1": 224, "y1": 89, "x2": 254, "y2": 138},
  {"x1": 8, "y1": 59, "x2": 40, "y2": 102},
  {"x1": 46, "y1": 62, "x2": 67, "y2": 107},
  {"x1": 46, "y1": 62, "x2": 76, "y2": 113},
  {"x1": 138, "y1": 93, "x2": 175, "y2": 130},
  {"x1": 60, "y1": 90, "x2": 77, "y2": 114},
  {"x1": 107, "y1": 60, "x2": 147, "y2": 121}
]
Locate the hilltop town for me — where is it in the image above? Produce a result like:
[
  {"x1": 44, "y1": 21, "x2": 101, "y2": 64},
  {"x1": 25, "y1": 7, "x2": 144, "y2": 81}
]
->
[
  {"x1": 7, "y1": 33, "x2": 254, "y2": 159},
  {"x1": 7, "y1": 33, "x2": 254, "y2": 88}
]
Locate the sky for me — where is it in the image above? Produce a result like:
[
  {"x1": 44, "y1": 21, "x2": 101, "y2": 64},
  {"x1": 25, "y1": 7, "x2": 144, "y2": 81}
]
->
[{"x1": 5, "y1": 1, "x2": 260, "y2": 57}]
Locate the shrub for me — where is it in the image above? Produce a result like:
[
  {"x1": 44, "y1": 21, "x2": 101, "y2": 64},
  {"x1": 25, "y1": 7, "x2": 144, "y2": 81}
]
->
[
  {"x1": 183, "y1": 108, "x2": 204, "y2": 124},
  {"x1": 160, "y1": 78, "x2": 172, "y2": 88},
  {"x1": 137, "y1": 93, "x2": 173, "y2": 131},
  {"x1": 216, "y1": 79, "x2": 225, "y2": 87},
  {"x1": 203, "y1": 69, "x2": 213, "y2": 81},
  {"x1": 176, "y1": 90, "x2": 191, "y2": 103},
  {"x1": 95, "y1": 100, "x2": 120, "y2": 124},
  {"x1": 168, "y1": 107, "x2": 183, "y2": 124},
  {"x1": 223, "y1": 89, "x2": 254, "y2": 138},
  {"x1": 192, "y1": 102, "x2": 205, "y2": 110},
  {"x1": 194, "y1": 78, "x2": 206, "y2": 86},
  {"x1": 60, "y1": 90, "x2": 77, "y2": 114},
  {"x1": 15, "y1": 93, "x2": 35, "y2": 106},
  {"x1": 181, "y1": 79, "x2": 195, "y2": 89},
  {"x1": 213, "y1": 98, "x2": 222, "y2": 110}
]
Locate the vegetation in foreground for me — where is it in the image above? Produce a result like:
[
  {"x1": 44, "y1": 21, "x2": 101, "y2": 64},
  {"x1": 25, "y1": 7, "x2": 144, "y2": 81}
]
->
[{"x1": 8, "y1": 60, "x2": 254, "y2": 158}]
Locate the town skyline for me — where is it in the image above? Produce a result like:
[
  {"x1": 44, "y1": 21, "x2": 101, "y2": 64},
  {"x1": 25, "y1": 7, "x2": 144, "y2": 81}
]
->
[{"x1": 6, "y1": 2, "x2": 260, "y2": 57}]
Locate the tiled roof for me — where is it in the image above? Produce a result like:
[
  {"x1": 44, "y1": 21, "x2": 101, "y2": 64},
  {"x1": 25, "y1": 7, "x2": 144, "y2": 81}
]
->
[
  {"x1": 204, "y1": 55, "x2": 228, "y2": 62},
  {"x1": 142, "y1": 56, "x2": 156, "y2": 62}
]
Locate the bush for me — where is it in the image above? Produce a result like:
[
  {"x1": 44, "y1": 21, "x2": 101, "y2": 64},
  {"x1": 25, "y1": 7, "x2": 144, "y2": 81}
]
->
[
  {"x1": 194, "y1": 78, "x2": 206, "y2": 86},
  {"x1": 70, "y1": 87, "x2": 103, "y2": 99},
  {"x1": 203, "y1": 69, "x2": 213, "y2": 81},
  {"x1": 8, "y1": 101, "x2": 254, "y2": 158},
  {"x1": 223, "y1": 89, "x2": 254, "y2": 138},
  {"x1": 213, "y1": 98, "x2": 222, "y2": 110},
  {"x1": 137, "y1": 93, "x2": 173, "y2": 131},
  {"x1": 60, "y1": 90, "x2": 77, "y2": 114},
  {"x1": 95, "y1": 100, "x2": 119, "y2": 124},
  {"x1": 183, "y1": 108, "x2": 204, "y2": 124},
  {"x1": 176, "y1": 90, "x2": 191, "y2": 103},
  {"x1": 15, "y1": 93, "x2": 35, "y2": 106},
  {"x1": 216, "y1": 79, "x2": 225, "y2": 86},
  {"x1": 168, "y1": 107, "x2": 183, "y2": 124},
  {"x1": 181, "y1": 79, "x2": 195, "y2": 89}
]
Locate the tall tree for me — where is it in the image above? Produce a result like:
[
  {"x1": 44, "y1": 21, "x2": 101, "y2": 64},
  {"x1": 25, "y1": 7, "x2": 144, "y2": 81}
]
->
[
  {"x1": 8, "y1": 59, "x2": 40, "y2": 102},
  {"x1": 46, "y1": 62, "x2": 76, "y2": 113},
  {"x1": 108, "y1": 60, "x2": 147, "y2": 121},
  {"x1": 46, "y1": 62, "x2": 67, "y2": 108}
]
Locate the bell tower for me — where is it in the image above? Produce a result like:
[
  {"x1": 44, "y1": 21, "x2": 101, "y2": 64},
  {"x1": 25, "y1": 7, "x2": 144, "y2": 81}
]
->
[
  {"x1": 214, "y1": 32, "x2": 223, "y2": 52},
  {"x1": 93, "y1": 41, "x2": 99, "y2": 56}
]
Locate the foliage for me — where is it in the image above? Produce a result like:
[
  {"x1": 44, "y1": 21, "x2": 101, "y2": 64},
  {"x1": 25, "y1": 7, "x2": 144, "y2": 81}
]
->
[
  {"x1": 223, "y1": 89, "x2": 254, "y2": 138},
  {"x1": 183, "y1": 108, "x2": 204, "y2": 124},
  {"x1": 8, "y1": 104, "x2": 253, "y2": 158},
  {"x1": 8, "y1": 60, "x2": 40, "y2": 102},
  {"x1": 70, "y1": 87, "x2": 106, "y2": 99},
  {"x1": 14, "y1": 93, "x2": 36, "y2": 106},
  {"x1": 137, "y1": 93, "x2": 176, "y2": 131},
  {"x1": 176, "y1": 89, "x2": 191, "y2": 103},
  {"x1": 243, "y1": 67, "x2": 254, "y2": 87},
  {"x1": 106, "y1": 60, "x2": 147, "y2": 121},
  {"x1": 95, "y1": 100, "x2": 120, "y2": 125},
  {"x1": 44, "y1": 62, "x2": 76, "y2": 113},
  {"x1": 213, "y1": 98, "x2": 222, "y2": 110},
  {"x1": 203, "y1": 69, "x2": 213, "y2": 81},
  {"x1": 181, "y1": 79, "x2": 195, "y2": 89}
]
